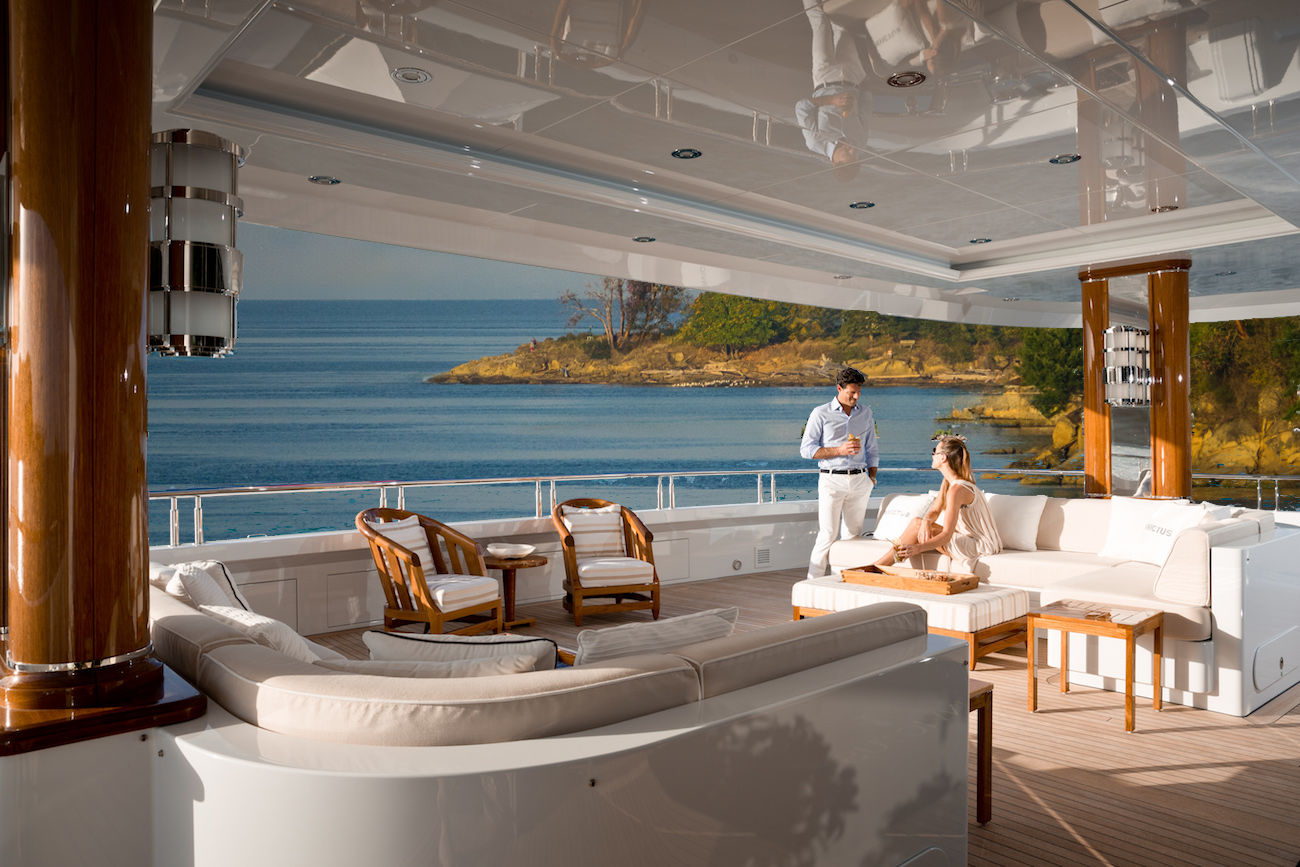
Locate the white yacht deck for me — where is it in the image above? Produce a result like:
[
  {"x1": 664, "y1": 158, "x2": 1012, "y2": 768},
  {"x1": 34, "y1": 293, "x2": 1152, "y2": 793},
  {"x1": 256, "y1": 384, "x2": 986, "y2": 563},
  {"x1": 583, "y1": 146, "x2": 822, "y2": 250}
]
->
[{"x1": 313, "y1": 566, "x2": 1300, "y2": 867}]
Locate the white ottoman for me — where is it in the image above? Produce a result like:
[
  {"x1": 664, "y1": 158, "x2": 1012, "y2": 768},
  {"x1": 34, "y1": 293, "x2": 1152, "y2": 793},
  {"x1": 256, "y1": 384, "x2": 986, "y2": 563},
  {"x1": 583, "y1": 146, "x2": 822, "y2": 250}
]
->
[{"x1": 792, "y1": 578, "x2": 1030, "y2": 670}]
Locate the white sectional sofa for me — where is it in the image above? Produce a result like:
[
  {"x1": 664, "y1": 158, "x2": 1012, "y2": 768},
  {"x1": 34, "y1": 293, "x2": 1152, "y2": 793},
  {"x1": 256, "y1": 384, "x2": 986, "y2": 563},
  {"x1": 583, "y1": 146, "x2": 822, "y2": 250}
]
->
[
  {"x1": 147, "y1": 583, "x2": 971, "y2": 865},
  {"x1": 804, "y1": 492, "x2": 1300, "y2": 717}
]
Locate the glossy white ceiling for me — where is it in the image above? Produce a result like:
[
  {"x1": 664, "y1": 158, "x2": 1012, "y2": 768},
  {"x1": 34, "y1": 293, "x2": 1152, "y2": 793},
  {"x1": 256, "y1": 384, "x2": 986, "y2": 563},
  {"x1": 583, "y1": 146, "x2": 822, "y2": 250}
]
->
[{"x1": 152, "y1": 0, "x2": 1300, "y2": 325}]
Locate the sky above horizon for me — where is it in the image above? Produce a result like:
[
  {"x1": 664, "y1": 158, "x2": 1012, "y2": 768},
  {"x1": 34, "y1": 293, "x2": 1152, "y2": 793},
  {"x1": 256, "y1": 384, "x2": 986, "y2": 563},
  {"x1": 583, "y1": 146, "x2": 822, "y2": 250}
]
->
[{"x1": 240, "y1": 224, "x2": 604, "y2": 300}]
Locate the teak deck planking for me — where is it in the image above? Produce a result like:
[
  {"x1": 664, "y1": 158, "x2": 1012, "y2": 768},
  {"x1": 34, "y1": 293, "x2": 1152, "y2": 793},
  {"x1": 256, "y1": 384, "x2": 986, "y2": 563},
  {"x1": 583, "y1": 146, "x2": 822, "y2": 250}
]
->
[{"x1": 309, "y1": 568, "x2": 1300, "y2": 866}]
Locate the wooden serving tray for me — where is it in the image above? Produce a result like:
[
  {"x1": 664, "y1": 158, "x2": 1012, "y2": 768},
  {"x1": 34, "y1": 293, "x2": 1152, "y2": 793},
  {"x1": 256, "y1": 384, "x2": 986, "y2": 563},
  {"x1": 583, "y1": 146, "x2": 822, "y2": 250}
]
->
[{"x1": 840, "y1": 563, "x2": 979, "y2": 595}]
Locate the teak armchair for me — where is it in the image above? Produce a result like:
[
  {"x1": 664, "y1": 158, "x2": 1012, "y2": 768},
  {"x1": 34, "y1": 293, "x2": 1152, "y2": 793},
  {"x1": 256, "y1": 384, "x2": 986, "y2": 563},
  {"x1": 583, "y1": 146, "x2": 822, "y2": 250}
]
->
[
  {"x1": 356, "y1": 508, "x2": 503, "y2": 636},
  {"x1": 551, "y1": 498, "x2": 661, "y2": 626}
]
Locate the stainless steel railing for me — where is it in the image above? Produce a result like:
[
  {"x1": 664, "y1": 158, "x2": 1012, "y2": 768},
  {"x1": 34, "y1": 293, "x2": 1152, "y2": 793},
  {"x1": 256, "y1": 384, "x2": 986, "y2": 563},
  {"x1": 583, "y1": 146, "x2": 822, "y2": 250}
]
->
[{"x1": 147, "y1": 466, "x2": 1300, "y2": 547}]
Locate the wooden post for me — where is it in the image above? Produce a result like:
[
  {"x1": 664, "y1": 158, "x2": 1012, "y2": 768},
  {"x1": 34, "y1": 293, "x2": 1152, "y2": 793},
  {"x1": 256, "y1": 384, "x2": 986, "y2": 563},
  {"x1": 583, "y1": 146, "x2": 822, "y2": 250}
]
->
[
  {"x1": 2, "y1": 0, "x2": 157, "y2": 707},
  {"x1": 1149, "y1": 266, "x2": 1192, "y2": 499},
  {"x1": 1080, "y1": 277, "x2": 1111, "y2": 497}
]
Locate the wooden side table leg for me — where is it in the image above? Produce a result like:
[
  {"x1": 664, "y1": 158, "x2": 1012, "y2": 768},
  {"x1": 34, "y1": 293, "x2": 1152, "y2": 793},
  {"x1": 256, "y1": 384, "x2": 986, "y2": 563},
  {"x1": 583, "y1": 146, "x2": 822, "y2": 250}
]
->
[
  {"x1": 1152, "y1": 620, "x2": 1163, "y2": 712},
  {"x1": 1060, "y1": 626, "x2": 1070, "y2": 694},
  {"x1": 1027, "y1": 616, "x2": 1038, "y2": 713},
  {"x1": 1125, "y1": 629, "x2": 1136, "y2": 733},
  {"x1": 971, "y1": 687, "x2": 993, "y2": 824},
  {"x1": 501, "y1": 567, "x2": 536, "y2": 630}
]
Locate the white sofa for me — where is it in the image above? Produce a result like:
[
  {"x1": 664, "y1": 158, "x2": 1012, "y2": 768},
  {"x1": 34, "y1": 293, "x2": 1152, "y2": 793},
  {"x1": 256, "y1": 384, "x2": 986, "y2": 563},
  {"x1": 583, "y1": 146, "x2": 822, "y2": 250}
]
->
[
  {"x1": 147, "y1": 584, "x2": 971, "y2": 865},
  {"x1": 810, "y1": 492, "x2": 1300, "y2": 717}
]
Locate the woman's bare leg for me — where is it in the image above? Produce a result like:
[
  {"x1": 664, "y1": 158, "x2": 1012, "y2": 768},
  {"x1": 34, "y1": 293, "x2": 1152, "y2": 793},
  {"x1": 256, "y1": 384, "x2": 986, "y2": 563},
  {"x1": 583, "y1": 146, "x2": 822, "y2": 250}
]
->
[{"x1": 872, "y1": 517, "x2": 925, "y2": 567}]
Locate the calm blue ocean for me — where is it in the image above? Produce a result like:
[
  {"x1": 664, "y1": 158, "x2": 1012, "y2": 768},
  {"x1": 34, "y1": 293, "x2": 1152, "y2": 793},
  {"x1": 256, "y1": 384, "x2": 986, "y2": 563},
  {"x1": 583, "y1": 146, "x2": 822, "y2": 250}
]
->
[{"x1": 146, "y1": 300, "x2": 1056, "y2": 545}]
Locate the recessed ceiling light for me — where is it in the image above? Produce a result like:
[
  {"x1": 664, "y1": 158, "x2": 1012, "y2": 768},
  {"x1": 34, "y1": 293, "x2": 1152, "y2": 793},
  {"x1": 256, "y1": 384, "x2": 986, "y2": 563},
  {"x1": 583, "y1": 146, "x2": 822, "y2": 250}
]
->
[
  {"x1": 849, "y1": 201, "x2": 875, "y2": 210},
  {"x1": 1151, "y1": 205, "x2": 1179, "y2": 213},
  {"x1": 1049, "y1": 153, "x2": 1081, "y2": 165},
  {"x1": 970, "y1": 238, "x2": 992, "y2": 244},
  {"x1": 632, "y1": 236, "x2": 655, "y2": 242},
  {"x1": 1002, "y1": 297, "x2": 1020, "y2": 302},
  {"x1": 671, "y1": 148, "x2": 702, "y2": 159},
  {"x1": 1215, "y1": 271, "x2": 1236, "y2": 277},
  {"x1": 391, "y1": 67, "x2": 431, "y2": 84},
  {"x1": 887, "y1": 71, "x2": 926, "y2": 88},
  {"x1": 833, "y1": 274, "x2": 852, "y2": 279},
  {"x1": 308, "y1": 175, "x2": 340, "y2": 185}
]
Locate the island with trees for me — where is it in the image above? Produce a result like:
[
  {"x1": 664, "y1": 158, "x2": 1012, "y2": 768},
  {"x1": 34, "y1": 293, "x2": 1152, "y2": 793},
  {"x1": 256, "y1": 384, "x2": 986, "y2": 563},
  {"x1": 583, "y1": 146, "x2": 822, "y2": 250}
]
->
[{"x1": 429, "y1": 279, "x2": 1300, "y2": 477}]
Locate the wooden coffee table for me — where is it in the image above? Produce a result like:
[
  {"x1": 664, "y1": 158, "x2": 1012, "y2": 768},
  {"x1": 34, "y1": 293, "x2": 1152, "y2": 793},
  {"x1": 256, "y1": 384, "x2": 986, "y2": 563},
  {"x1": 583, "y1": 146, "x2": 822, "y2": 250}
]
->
[
  {"x1": 1027, "y1": 599, "x2": 1163, "y2": 732},
  {"x1": 483, "y1": 553, "x2": 547, "y2": 629}
]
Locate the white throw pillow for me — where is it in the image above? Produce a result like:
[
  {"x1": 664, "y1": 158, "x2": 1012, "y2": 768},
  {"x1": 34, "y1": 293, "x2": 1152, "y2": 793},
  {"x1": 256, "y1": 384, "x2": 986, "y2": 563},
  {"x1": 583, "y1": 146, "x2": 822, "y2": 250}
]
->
[
  {"x1": 1099, "y1": 499, "x2": 1202, "y2": 565},
  {"x1": 872, "y1": 494, "x2": 935, "y2": 541},
  {"x1": 364, "y1": 515, "x2": 437, "y2": 573},
  {"x1": 1200, "y1": 503, "x2": 1233, "y2": 521},
  {"x1": 573, "y1": 606, "x2": 738, "y2": 666},
  {"x1": 313, "y1": 656, "x2": 534, "y2": 678},
  {"x1": 175, "y1": 561, "x2": 251, "y2": 610},
  {"x1": 363, "y1": 630, "x2": 557, "y2": 671},
  {"x1": 562, "y1": 505, "x2": 625, "y2": 559},
  {"x1": 200, "y1": 605, "x2": 321, "y2": 663},
  {"x1": 984, "y1": 494, "x2": 1048, "y2": 552},
  {"x1": 866, "y1": 0, "x2": 928, "y2": 66}
]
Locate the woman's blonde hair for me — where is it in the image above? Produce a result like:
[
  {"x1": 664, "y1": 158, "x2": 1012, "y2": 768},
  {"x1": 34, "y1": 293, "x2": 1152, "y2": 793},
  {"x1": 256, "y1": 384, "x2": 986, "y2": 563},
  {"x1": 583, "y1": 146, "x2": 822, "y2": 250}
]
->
[{"x1": 935, "y1": 435, "x2": 974, "y2": 485}]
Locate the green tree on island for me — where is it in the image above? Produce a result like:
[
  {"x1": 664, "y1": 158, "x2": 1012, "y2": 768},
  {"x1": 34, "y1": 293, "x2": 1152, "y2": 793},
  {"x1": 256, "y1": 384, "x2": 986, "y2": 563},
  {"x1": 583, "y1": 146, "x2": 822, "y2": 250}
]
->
[
  {"x1": 1018, "y1": 327, "x2": 1083, "y2": 418},
  {"x1": 560, "y1": 277, "x2": 690, "y2": 352},
  {"x1": 679, "y1": 293, "x2": 782, "y2": 355}
]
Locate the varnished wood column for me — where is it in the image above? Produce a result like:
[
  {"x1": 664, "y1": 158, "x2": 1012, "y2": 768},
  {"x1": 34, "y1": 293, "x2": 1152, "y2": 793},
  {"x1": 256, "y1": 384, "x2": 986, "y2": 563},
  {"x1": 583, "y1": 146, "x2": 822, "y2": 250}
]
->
[
  {"x1": 3, "y1": 0, "x2": 158, "y2": 706},
  {"x1": 1080, "y1": 278, "x2": 1111, "y2": 497},
  {"x1": 1148, "y1": 266, "x2": 1192, "y2": 499}
]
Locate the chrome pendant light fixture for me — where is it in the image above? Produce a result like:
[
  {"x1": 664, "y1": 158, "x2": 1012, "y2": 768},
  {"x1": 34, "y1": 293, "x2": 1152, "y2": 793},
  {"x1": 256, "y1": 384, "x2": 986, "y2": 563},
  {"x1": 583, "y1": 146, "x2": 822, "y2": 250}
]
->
[
  {"x1": 149, "y1": 129, "x2": 244, "y2": 357},
  {"x1": 1102, "y1": 325, "x2": 1152, "y2": 407}
]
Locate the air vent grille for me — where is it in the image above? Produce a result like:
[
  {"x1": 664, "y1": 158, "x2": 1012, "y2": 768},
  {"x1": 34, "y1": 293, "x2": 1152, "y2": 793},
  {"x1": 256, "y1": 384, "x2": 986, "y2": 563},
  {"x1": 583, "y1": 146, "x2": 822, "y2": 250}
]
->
[{"x1": 755, "y1": 547, "x2": 771, "y2": 567}]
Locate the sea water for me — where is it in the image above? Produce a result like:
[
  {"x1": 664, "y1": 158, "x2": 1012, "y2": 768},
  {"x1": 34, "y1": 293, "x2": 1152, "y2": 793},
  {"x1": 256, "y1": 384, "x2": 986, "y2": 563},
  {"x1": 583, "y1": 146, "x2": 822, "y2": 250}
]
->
[{"x1": 146, "y1": 300, "x2": 1059, "y2": 545}]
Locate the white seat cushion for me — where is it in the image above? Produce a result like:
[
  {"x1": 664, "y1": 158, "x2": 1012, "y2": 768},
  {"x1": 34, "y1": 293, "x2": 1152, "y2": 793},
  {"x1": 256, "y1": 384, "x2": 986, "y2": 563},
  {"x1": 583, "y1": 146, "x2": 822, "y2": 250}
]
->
[
  {"x1": 792, "y1": 579, "x2": 1029, "y2": 634},
  {"x1": 424, "y1": 574, "x2": 499, "y2": 610},
  {"x1": 976, "y1": 549, "x2": 1135, "y2": 589},
  {"x1": 576, "y1": 557, "x2": 655, "y2": 587},
  {"x1": 1039, "y1": 567, "x2": 1212, "y2": 642}
]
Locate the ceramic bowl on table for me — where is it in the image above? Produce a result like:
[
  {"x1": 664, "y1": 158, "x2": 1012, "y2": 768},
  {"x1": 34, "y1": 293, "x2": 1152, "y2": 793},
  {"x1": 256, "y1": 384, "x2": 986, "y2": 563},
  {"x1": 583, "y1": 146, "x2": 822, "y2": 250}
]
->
[{"x1": 486, "y1": 543, "x2": 535, "y2": 558}]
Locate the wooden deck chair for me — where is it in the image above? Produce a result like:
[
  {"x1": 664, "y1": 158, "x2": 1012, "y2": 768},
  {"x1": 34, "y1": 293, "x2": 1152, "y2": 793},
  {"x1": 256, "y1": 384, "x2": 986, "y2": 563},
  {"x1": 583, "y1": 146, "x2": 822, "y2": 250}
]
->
[
  {"x1": 551, "y1": 498, "x2": 661, "y2": 626},
  {"x1": 356, "y1": 508, "x2": 503, "y2": 636}
]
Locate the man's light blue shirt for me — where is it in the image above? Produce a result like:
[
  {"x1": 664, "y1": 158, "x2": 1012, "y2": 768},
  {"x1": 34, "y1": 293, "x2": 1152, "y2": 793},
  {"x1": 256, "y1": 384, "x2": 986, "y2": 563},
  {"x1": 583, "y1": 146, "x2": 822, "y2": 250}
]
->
[{"x1": 800, "y1": 398, "x2": 879, "y2": 471}]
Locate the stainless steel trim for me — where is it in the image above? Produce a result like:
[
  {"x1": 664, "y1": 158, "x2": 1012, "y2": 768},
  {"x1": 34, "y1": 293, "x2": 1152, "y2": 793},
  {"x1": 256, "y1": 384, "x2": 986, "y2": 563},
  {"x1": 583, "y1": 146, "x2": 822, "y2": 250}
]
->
[
  {"x1": 151, "y1": 185, "x2": 244, "y2": 211},
  {"x1": 6, "y1": 644, "x2": 153, "y2": 674},
  {"x1": 152, "y1": 128, "x2": 246, "y2": 163}
]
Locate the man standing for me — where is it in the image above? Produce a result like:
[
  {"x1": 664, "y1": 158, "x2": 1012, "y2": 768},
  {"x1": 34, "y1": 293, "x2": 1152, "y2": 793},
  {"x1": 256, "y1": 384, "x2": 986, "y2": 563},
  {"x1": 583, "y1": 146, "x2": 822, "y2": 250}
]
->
[{"x1": 801, "y1": 367, "x2": 879, "y2": 579}]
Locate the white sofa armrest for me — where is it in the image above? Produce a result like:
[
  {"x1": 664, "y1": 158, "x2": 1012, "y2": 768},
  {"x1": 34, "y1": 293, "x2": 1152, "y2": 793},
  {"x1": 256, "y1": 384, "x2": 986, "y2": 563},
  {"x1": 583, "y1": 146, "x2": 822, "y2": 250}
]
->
[{"x1": 1153, "y1": 519, "x2": 1261, "y2": 606}]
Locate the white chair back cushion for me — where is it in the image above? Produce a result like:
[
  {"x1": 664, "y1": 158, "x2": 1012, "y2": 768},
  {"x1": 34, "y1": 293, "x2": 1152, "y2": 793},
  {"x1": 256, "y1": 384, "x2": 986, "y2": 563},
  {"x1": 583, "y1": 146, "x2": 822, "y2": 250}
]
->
[
  {"x1": 562, "y1": 504, "x2": 626, "y2": 559},
  {"x1": 365, "y1": 515, "x2": 437, "y2": 573}
]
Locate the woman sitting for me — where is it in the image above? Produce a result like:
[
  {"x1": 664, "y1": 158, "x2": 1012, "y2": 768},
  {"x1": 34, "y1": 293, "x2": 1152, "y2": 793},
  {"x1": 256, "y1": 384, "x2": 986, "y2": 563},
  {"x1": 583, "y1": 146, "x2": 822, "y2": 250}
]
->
[{"x1": 874, "y1": 435, "x2": 1002, "y2": 572}]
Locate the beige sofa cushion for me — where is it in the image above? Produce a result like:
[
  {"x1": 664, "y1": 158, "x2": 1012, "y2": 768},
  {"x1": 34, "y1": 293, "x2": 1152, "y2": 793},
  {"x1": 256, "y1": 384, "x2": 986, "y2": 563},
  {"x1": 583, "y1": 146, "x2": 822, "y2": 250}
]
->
[
  {"x1": 197, "y1": 643, "x2": 701, "y2": 747},
  {"x1": 150, "y1": 589, "x2": 257, "y2": 685},
  {"x1": 670, "y1": 602, "x2": 927, "y2": 699},
  {"x1": 1153, "y1": 518, "x2": 1263, "y2": 606},
  {"x1": 313, "y1": 656, "x2": 537, "y2": 678},
  {"x1": 979, "y1": 549, "x2": 1131, "y2": 589},
  {"x1": 1036, "y1": 497, "x2": 1111, "y2": 553},
  {"x1": 1039, "y1": 567, "x2": 1213, "y2": 641}
]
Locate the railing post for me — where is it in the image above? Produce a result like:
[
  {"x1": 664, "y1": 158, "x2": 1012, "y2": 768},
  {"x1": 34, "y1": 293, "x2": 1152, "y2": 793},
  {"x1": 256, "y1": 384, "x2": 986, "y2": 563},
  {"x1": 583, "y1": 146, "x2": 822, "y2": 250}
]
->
[
  {"x1": 193, "y1": 496, "x2": 204, "y2": 546},
  {"x1": 756, "y1": 473, "x2": 763, "y2": 504},
  {"x1": 397, "y1": 486, "x2": 406, "y2": 511},
  {"x1": 669, "y1": 476, "x2": 676, "y2": 509},
  {"x1": 535, "y1": 480, "x2": 543, "y2": 518},
  {"x1": 549, "y1": 480, "x2": 557, "y2": 513},
  {"x1": 379, "y1": 486, "x2": 388, "y2": 509},
  {"x1": 169, "y1": 497, "x2": 180, "y2": 547},
  {"x1": 770, "y1": 472, "x2": 777, "y2": 504},
  {"x1": 1257, "y1": 478, "x2": 1263, "y2": 510}
]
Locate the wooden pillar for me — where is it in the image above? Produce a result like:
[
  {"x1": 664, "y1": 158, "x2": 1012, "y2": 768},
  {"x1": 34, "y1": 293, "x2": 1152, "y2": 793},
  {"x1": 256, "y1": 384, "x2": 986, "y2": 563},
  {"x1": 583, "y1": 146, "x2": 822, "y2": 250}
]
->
[
  {"x1": 1149, "y1": 266, "x2": 1192, "y2": 499},
  {"x1": 1080, "y1": 277, "x2": 1111, "y2": 497},
  {"x1": 3, "y1": 0, "x2": 158, "y2": 707}
]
